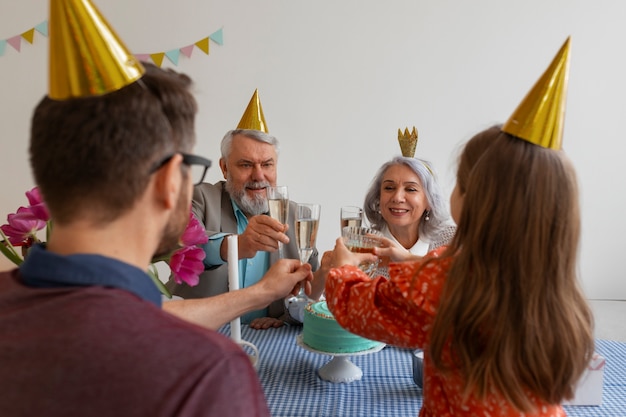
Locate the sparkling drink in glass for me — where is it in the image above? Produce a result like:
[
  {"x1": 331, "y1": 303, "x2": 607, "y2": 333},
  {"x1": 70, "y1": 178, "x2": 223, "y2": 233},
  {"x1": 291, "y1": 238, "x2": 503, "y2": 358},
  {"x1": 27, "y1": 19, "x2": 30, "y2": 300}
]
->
[
  {"x1": 340, "y1": 206, "x2": 363, "y2": 231},
  {"x1": 266, "y1": 185, "x2": 289, "y2": 258},
  {"x1": 267, "y1": 186, "x2": 289, "y2": 224},
  {"x1": 285, "y1": 203, "x2": 321, "y2": 322},
  {"x1": 295, "y1": 203, "x2": 321, "y2": 264}
]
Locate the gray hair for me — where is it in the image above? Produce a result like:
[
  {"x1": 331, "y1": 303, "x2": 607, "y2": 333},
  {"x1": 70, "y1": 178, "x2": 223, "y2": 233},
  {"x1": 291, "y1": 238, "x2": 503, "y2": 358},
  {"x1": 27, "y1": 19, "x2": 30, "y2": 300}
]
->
[
  {"x1": 363, "y1": 156, "x2": 450, "y2": 242},
  {"x1": 220, "y1": 129, "x2": 280, "y2": 159}
]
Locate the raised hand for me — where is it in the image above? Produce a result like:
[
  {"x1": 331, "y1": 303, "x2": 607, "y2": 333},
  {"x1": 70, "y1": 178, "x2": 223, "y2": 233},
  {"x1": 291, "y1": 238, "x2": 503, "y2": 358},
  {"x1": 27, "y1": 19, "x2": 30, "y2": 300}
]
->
[
  {"x1": 330, "y1": 237, "x2": 377, "y2": 269},
  {"x1": 372, "y1": 236, "x2": 423, "y2": 263},
  {"x1": 236, "y1": 215, "x2": 290, "y2": 259},
  {"x1": 259, "y1": 258, "x2": 313, "y2": 299}
]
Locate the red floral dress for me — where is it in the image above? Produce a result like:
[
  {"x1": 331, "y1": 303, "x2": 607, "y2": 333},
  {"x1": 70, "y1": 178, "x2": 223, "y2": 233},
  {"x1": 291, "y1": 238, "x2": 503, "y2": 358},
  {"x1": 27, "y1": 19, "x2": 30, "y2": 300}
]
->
[{"x1": 325, "y1": 247, "x2": 566, "y2": 417}]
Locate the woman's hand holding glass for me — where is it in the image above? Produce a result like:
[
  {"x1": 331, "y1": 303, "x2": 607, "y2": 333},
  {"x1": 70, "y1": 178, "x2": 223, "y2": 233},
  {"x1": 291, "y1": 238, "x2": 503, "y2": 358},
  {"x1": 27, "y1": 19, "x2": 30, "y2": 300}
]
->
[
  {"x1": 372, "y1": 236, "x2": 423, "y2": 263},
  {"x1": 330, "y1": 236, "x2": 378, "y2": 271},
  {"x1": 337, "y1": 227, "x2": 382, "y2": 276}
]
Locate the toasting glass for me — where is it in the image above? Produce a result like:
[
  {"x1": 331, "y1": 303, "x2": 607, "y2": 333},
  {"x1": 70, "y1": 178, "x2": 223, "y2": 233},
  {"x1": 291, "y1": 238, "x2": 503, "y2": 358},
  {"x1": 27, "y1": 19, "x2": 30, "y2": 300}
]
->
[
  {"x1": 266, "y1": 185, "x2": 289, "y2": 258},
  {"x1": 285, "y1": 203, "x2": 321, "y2": 322},
  {"x1": 341, "y1": 226, "x2": 383, "y2": 277},
  {"x1": 295, "y1": 203, "x2": 321, "y2": 264},
  {"x1": 340, "y1": 206, "x2": 363, "y2": 231}
]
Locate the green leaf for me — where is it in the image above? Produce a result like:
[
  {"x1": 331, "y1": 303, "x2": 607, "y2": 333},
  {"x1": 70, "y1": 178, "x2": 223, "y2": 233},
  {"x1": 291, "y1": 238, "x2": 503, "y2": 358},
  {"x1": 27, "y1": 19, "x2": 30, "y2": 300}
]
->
[
  {"x1": 148, "y1": 263, "x2": 172, "y2": 298},
  {"x1": 0, "y1": 229, "x2": 23, "y2": 266},
  {"x1": 0, "y1": 240, "x2": 23, "y2": 266}
]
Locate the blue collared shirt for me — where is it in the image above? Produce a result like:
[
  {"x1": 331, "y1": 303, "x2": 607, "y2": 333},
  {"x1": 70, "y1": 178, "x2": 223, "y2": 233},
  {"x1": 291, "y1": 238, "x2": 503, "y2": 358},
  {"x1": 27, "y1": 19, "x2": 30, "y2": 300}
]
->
[
  {"x1": 19, "y1": 244, "x2": 162, "y2": 307},
  {"x1": 203, "y1": 199, "x2": 270, "y2": 323}
]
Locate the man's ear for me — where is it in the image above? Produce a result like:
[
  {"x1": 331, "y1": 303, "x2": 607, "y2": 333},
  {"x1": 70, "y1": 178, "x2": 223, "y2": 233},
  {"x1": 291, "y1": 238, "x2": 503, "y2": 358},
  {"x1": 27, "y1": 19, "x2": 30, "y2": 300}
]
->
[
  {"x1": 219, "y1": 158, "x2": 227, "y2": 180},
  {"x1": 153, "y1": 154, "x2": 184, "y2": 209}
]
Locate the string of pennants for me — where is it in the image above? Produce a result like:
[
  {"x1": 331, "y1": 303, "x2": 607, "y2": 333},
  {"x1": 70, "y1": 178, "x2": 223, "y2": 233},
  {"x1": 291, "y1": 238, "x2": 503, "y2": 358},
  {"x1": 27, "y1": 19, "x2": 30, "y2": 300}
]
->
[{"x1": 0, "y1": 20, "x2": 224, "y2": 67}]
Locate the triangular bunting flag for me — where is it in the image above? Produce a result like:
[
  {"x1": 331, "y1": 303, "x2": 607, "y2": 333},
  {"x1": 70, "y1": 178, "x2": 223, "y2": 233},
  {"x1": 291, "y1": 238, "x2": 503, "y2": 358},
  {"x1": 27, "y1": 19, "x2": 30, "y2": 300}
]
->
[
  {"x1": 7, "y1": 36, "x2": 22, "y2": 52},
  {"x1": 34, "y1": 21, "x2": 48, "y2": 37},
  {"x1": 165, "y1": 49, "x2": 180, "y2": 65},
  {"x1": 21, "y1": 28, "x2": 36, "y2": 44},
  {"x1": 180, "y1": 44, "x2": 194, "y2": 58},
  {"x1": 1, "y1": 21, "x2": 223, "y2": 62},
  {"x1": 150, "y1": 52, "x2": 165, "y2": 67},
  {"x1": 135, "y1": 53, "x2": 150, "y2": 62},
  {"x1": 209, "y1": 28, "x2": 223, "y2": 45},
  {"x1": 195, "y1": 37, "x2": 209, "y2": 54}
]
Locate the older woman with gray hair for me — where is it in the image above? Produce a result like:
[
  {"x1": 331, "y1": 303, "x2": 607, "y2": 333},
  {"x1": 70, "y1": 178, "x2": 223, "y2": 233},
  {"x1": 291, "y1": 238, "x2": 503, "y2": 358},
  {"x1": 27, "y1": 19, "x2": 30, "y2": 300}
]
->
[{"x1": 363, "y1": 156, "x2": 456, "y2": 276}]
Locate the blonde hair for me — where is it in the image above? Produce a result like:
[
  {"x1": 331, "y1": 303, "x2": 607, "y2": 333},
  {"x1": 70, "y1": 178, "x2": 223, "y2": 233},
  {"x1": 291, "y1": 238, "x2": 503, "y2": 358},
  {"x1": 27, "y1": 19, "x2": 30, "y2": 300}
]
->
[{"x1": 427, "y1": 126, "x2": 594, "y2": 411}]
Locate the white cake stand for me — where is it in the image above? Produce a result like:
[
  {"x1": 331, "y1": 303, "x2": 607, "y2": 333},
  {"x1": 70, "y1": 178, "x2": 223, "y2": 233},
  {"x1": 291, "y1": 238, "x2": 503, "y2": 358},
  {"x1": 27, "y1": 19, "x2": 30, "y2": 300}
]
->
[{"x1": 296, "y1": 334, "x2": 384, "y2": 383}]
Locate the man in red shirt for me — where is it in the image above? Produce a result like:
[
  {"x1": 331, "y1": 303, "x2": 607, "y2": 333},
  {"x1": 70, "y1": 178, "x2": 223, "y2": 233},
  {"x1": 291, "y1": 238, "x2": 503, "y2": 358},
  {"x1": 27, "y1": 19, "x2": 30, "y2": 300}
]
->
[{"x1": 0, "y1": 1, "x2": 311, "y2": 416}]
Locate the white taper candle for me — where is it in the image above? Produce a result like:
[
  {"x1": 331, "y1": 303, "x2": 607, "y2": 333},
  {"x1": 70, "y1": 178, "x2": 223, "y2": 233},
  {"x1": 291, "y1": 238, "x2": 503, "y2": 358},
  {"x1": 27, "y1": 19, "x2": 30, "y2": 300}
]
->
[{"x1": 227, "y1": 234, "x2": 241, "y2": 342}]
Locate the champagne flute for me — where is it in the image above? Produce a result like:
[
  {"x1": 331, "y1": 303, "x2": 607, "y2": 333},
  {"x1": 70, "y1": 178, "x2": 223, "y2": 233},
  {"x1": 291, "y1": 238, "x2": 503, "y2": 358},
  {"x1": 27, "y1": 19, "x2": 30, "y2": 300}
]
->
[
  {"x1": 266, "y1": 185, "x2": 289, "y2": 258},
  {"x1": 340, "y1": 206, "x2": 363, "y2": 231},
  {"x1": 295, "y1": 203, "x2": 321, "y2": 264},
  {"x1": 285, "y1": 203, "x2": 321, "y2": 322}
]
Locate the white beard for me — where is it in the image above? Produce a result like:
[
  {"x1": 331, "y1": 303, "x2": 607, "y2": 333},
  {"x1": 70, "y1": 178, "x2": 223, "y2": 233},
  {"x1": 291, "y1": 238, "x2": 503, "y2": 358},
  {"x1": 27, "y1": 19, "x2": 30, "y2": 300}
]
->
[{"x1": 225, "y1": 179, "x2": 270, "y2": 216}]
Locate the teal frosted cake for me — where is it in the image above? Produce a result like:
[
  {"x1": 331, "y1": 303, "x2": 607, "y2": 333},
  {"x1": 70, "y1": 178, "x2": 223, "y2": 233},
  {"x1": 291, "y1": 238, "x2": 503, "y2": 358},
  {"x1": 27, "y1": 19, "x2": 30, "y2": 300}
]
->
[{"x1": 303, "y1": 301, "x2": 382, "y2": 353}]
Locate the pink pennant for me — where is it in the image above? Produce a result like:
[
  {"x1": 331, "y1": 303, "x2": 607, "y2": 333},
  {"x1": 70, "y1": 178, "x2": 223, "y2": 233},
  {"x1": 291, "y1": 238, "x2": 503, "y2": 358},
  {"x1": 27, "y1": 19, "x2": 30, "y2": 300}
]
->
[
  {"x1": 180, "y1": 44, "x2": 194, "y2": 58},
  {"x1": 134, "y1": 53, "x2": 150, "y2": 62},
  {"x1": 7, "y1": 35, "x2": 22, "y2": 52}
]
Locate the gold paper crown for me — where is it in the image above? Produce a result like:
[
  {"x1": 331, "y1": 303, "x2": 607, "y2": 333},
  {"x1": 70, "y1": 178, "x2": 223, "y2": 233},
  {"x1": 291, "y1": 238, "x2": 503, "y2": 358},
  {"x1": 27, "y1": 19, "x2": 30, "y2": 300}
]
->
[
  {"x1": 398, "y1": 126, "x2": 418, "y2": 158},
  {"x1": 49, "y1": 0, "x2": 145, "y2": 100},
  {"x1": 502, "y1": 37, "x2": 571, "y2": 150},
  {"x1": 237, "y1": 89, "x2": 269, "y2": 133}
]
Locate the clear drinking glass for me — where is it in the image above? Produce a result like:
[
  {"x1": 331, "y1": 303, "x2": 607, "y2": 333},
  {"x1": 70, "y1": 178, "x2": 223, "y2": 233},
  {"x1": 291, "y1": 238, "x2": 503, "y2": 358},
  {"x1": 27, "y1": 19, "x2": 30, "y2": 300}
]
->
[
  {"x1": 340, "y1": 206, "x2": 363, "y2": 231},
  {"x1": 341, "y1": 226, "x2": 383, "y2": 277},
  {"x1": 295, "y1": 203, "x2": 321, "y2": 264},
  {"x1": 285, "y1": 203, "x2": 321, "y2": 322},
  {"x1": 266, "y1": 186, "x2": 289, "y2": 258}
]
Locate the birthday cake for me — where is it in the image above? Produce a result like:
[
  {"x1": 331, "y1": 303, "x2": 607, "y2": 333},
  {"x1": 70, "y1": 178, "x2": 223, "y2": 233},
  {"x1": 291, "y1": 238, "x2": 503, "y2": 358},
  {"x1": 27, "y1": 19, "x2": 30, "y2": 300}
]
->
[{"x1": 303, "y1": 301, "x2": 382, "y2": 353}]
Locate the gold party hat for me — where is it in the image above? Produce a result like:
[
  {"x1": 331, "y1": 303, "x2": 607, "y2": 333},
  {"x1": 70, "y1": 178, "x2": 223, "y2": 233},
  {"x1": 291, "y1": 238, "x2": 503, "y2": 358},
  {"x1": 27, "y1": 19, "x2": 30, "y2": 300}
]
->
[
  {"x1": 49, "y1": 0, "x2": 145, "y2": 100},
  {"x1": 398, "y1": 126, "x2": 418, "y2": 158},
  {"x1": 237, "y1": 89, "x2": 269, "y2": 133},
  {"x1": 502, "y1": 37, "x2": 571, "y2": 150}
]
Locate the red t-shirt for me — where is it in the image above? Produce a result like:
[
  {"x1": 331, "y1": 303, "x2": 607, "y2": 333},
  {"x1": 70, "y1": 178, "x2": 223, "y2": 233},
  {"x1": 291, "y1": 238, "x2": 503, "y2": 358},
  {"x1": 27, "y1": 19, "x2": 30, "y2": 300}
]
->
[{"x1": 0, "y1": 269, "x2": 269, "y2": 417}]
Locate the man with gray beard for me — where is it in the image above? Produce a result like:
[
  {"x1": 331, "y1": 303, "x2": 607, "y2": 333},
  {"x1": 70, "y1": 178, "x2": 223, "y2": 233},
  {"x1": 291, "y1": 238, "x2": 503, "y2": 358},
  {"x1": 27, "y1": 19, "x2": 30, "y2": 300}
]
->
[{"x1": 167, "y1": 95, "x2": 321, "y2": 328}]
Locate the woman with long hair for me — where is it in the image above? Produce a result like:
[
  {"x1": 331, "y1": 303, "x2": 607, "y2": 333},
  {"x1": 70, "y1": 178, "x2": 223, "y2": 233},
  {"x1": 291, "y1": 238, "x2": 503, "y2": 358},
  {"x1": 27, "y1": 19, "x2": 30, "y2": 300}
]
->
[{"x1": 325, "y1": 125, "x2": 594, "y2": 415}]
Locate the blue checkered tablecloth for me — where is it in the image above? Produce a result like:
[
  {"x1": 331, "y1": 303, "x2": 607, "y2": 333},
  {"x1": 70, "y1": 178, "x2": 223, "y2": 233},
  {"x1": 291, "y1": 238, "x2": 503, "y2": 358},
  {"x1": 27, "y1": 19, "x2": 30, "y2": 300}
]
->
[
  {"x1": 222, "y1": 325, "x2": 625, "y2": 417},
  {"x1": 563, "y1": 339, "x2": 626, "y2": 417}
]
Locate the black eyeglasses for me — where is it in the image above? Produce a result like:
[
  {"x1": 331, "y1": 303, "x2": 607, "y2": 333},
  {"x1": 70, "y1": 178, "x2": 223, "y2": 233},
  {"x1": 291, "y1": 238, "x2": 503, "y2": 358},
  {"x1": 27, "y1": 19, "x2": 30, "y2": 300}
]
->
[{"x1": 150, "y1": 153, "x2": 212, "y2": 185}]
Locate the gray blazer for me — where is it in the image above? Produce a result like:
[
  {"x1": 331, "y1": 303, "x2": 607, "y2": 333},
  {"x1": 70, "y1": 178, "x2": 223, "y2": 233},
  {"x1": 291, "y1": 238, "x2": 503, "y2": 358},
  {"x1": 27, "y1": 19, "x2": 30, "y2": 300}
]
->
[{"x1": 166, "y1": 181, "x2": 319, "y2": 320}]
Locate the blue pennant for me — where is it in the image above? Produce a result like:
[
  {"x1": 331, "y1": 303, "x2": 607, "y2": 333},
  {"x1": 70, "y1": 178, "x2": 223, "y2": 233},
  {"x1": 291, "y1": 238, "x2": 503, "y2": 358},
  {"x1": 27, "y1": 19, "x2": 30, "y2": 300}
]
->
[
  {"x1": 165, "y1": 49, "x2": 180, "y2": 65},
  {"x1": 209, "y1": 28, "x2": 223, "y2": 45}
]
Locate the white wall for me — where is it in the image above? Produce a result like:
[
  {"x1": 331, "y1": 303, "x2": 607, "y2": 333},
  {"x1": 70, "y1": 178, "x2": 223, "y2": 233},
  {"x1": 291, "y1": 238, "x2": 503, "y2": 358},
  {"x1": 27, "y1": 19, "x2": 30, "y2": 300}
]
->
[{"x1": 2, "y1": 0, "x2": 625, "y2": 299}]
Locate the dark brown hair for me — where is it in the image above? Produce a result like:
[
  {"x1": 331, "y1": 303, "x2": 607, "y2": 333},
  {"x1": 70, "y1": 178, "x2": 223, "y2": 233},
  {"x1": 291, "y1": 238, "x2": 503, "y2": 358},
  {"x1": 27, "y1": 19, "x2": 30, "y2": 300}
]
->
[
  {"x1": 30, "y1": 63, "x2": 197, "y2": 224},
  {"x1": 428, "y1": 126, "x2": 594, "y2": 411}
]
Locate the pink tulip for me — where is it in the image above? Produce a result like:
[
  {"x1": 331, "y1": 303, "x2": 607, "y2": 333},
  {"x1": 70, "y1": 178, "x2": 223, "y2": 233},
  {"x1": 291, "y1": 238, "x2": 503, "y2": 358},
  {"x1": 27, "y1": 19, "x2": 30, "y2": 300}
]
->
[
  {"x1": 1, "y1": 189, "x2": 207, "y2": 291},
  {"x1": 25, "y1": 187, "x2": 50, "y2": 222},
  {"x1": 1, "y1": 206, "x2": 46, "y2": 246},
  {"x1": 180, "y1": 212, "x2": 207, "y2": 246},
  {"x1": 166, "y1": 212, "x2": 208, "y2": 287},
  {"x1": 0, "y1": 187, "x2": 50, "y2": 247},
  {"x1": 169, "y1": 245, "x2": 206, "y2": 286}
]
